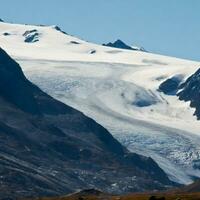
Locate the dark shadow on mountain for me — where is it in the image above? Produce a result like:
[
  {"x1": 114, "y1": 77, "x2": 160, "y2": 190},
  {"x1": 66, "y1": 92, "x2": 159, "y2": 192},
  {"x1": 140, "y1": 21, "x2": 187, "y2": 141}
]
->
[{"x1": 178, "y1": 68, "x2": 200, "y2": 119}]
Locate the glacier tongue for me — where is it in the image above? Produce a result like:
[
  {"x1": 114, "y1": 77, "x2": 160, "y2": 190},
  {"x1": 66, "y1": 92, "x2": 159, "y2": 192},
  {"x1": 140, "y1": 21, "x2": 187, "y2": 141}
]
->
[{"x1": 19, "y1": 59, "x2": 200, "y2": 185}]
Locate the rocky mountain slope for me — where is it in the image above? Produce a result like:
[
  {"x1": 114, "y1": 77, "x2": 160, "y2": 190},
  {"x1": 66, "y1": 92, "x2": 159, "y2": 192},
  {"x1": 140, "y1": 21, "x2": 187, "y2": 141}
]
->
[
  {"x1": 0, "y1": 47, "x2": 174, "y2": 199},
  {"x1": 178, "y1": 68, "x2": 200, "y2": 119},
  {"x1": 158, "y1": 68, "x2": 200, "y2": 120}
]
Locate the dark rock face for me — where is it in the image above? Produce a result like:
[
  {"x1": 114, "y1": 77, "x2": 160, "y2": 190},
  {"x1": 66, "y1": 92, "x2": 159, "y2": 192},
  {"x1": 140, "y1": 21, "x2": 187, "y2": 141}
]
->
[
  {"x1": 54, "y1": 26, "x2": 68, "y2": 35},
  {"x1": 3, "y1": 32, "x2": 10, "y2": 36},
  {"x1": 178, "y1": 68, "x2": 200, "y2": 119},
  {"x1": 159, "y1": 75, "x2": 183, "y2": 95},
  {"x1": 23, "y1": 30, "x2": 39, "y2": 43},
  {"x1": 0, "y1": 48, "x2": 70, "y2": 115},
  {"x1": 0, "y1": 18, "x2": 4, "y2": 22},
  {"x1": 103, "y1": 39, "x2": 147, "y2": 52},
  {"x1": 0, "y1": 48, "x2": 174, "y2": 199},
  {"x1": 103, "y1": 39, "x2": 133, "y2": 50}
]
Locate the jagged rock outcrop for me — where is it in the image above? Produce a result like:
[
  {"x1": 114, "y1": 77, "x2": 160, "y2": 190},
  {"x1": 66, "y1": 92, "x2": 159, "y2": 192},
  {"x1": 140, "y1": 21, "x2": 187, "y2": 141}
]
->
[
  {"x1": 103, "y1": 39, "x2": 147, "y2": 51},
  {"x1": 178, "y1": 68, "x2": 200, "y2": 119},
  {"x1": 159, "y1": 75, "x2": 183, "y2": 95}
]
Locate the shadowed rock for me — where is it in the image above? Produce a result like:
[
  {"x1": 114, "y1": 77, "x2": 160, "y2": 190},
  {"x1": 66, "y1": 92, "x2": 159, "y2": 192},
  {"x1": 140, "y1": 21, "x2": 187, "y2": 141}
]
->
[
  {"x1": 103, "y1": 39, "x2": 147, "y2": 52},
  {"x1": 23, "y1": 30, "x2": 39, "y2": 43},
  {"x1": 178, "y1": 68, "x2": 200, "y2": 119},
  {"x1": 159, "y1": 75, "x2": 183, "y2": 95}
]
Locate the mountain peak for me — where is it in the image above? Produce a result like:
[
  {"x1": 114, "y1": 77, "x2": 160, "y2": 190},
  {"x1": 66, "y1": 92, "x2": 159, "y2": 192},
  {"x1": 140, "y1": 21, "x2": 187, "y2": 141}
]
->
[
  {"x1": 103, "y1": 39, "x2": 133, "y2": 50},
  {"x1": 103, "y1": 39, "x2": 147, "y2": 52}
]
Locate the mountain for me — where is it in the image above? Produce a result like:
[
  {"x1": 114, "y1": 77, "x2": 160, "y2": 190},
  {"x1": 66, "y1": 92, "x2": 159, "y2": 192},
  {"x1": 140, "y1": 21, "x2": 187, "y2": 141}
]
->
[
  {"x1": 0, "y1": 47, "x2": 174, "y2": 199},
  {"x1": 102, "y1": 39, "x2": 146, "y2": 51},
  {"x1": 0, "y1": 21, "x2": 200, "y2": 187}
]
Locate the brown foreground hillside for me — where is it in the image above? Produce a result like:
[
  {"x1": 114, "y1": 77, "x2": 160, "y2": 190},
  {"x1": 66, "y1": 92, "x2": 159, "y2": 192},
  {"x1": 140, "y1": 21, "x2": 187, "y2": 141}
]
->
[{"x1": 29, "y1": 188, "x2": 200, "y2": 200}]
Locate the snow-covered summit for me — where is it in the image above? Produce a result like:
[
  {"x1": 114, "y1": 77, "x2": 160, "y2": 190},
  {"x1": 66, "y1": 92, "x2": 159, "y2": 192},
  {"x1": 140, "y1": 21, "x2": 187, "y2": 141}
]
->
[{"x1": 0, "y1": 21, "x2": 197, "y2": 65}]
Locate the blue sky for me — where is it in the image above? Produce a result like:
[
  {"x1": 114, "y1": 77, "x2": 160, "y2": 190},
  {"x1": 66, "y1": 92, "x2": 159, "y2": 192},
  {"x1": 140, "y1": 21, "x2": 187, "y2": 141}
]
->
[{"x1": 0, "y1": 0, "x2": 200, "y2": 61}]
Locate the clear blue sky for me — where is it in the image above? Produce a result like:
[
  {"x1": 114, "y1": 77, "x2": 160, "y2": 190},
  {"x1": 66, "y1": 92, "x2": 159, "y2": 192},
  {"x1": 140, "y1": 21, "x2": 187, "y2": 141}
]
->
[{"x1": 0, "y1": 0, "x2": 200, "y2": 61}]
